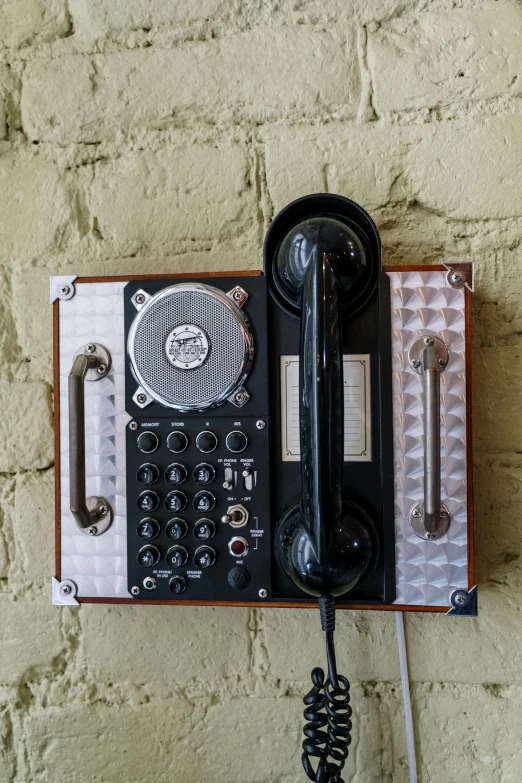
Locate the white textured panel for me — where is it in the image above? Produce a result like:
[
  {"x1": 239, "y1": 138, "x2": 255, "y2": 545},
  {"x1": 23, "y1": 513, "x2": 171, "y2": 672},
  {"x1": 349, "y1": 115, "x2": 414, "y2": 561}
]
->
[
  {"x1": 388, "y1": 271, "x2": 469, "y2": 607},
  {"x1": 59, "y1": 282, "x2": 129, "y2": 598}
]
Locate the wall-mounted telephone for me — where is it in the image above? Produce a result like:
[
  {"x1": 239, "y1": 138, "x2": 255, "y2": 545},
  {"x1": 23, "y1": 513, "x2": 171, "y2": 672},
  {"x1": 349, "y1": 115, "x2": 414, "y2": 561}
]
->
[{"x1": 52, "y1": 194, "x2": 475, "y2": 781}]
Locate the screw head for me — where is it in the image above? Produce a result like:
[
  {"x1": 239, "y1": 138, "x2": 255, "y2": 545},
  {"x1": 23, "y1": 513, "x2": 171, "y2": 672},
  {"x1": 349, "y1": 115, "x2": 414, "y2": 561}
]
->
[
  {"x1": 438, "y1": 358, "x2": 446, "y2": 367},
  {"x1": 99, "y1": 505, "x2": 108, "y2": 516},
  {"x1": 256, "y1": 420, "x2": 266, "y2": 430},
  {"x1": 412, "y1": 508, "x2": 422, "y2": 518},
  {"x1": 97, "y1": 364, "x2": 106, "y2": 374},
  {"x1": 131, "y1": 585, "x2": 141, "y2": 596},
  {"x1": 450, "y1": 271, "x2": 463, "y2": 285},
  {"x1": 233, "y1": 289, "x2": 244, "y2": 302},
  {"x1": 427, "y1": 532, "x2": 437, "y2": 540},
  {"x1": 135, "y1": 293, "x2": 146, "y2": 304},
  {"x1": 87, "y1": 526, "x2": 97, "y2": 536},
  {"x1": 129, "y1": 421, "x2": 138, "y2": 431},
  {"x1": 61, "y1": 584, "x2": 72, "y2": 595},
  {"x1": 258, "y1": 588, "x2": 269, "y2": 599},
  {"x1": 424, "y1": 336, "x2": 434, "y2": 346},
  {"x1": 60, "y1": 285, "x2": 70, "y2": 295},
  {"x1": 455, "y1": 592, "x2": 467, "y2": 606},
  {"x1": 137, "y1": 393, "x2": 147, "y2": 404},
  {"x1": 235, "y1": 392, "x2": 245, "y2": 403},
  {"x1": 411, "y1": 359, "x2": 421, "y2": 369},
  {"x1": 86, "y1": 344, "x2": 96, "y2": 353}
]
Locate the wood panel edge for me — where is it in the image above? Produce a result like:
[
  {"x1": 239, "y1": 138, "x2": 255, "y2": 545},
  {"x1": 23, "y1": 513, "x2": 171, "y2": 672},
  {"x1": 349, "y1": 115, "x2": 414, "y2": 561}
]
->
[
  {"x1": 75, "y1": 271, "x2": 262, "y2": 284},
  {"x1": 465, "y1": 287, "x2": 476, "y2": 590},
  {"x1": 78, "y1": 597, "x2": 448, "y2": 612},
  {"x1": 53, "y1": 301, "x2": 61, "y2": 581}
]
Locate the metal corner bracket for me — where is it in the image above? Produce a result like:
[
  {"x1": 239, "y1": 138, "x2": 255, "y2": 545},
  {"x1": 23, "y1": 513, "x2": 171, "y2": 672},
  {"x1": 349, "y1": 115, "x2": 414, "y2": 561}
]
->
[
  {"x1": 443, "y1": 262, "x2": 474, "y2": 292},
  {"x1": 50, "y1": 275, "x2": 78, "y2": 303},
  {"x1": 52, "y1": 577, "x2": 80, "y2": 606},
  {"x1": 447, "y1": 586, "x2": 477, "y2": 617}
]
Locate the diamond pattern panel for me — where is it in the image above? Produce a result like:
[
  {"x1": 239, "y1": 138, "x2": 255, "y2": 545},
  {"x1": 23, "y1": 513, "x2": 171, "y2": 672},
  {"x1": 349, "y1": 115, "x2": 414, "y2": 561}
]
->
[
  {"x1": 388, "y1": 271, "x2": 469, "y2": 607},
  {"x1": 59, "y1": 282, "x2": 129, "y2": 598}
]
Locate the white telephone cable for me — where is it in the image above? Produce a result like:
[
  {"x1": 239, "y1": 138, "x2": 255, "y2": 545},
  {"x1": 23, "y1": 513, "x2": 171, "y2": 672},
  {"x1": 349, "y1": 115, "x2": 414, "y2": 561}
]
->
[{"x1": 396, "y1": 612, "x2": 418, "y2": 783}]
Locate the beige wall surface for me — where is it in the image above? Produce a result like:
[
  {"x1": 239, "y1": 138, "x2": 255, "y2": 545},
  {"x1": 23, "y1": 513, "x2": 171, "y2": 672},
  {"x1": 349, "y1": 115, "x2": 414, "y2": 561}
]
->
[{"x1": 1, "y1": 0, "x2": 521, "y2": 780}]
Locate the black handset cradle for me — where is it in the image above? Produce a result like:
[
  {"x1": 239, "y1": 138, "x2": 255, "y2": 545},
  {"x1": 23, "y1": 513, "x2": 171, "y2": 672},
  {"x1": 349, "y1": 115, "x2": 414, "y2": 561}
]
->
[{"x1": 270, "y1": 196, "x2": 380, "y2": 599}]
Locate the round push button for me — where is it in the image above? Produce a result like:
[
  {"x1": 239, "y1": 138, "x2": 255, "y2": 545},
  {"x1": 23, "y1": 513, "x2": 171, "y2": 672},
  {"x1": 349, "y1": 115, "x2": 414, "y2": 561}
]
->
[
  {"x1": 169, "y1": 576, "x2": 187, "y2": 595},
  {"x1": 194, "y1": 518, "x2": 216, "y2": 541},
  {"x1": 193, "y1": 463, "x2": 216, "y2": 485},
  {"x1": 167, "y1": 430, "x2": 188, "y2": 453},
  {"x1": 194, "y1": 546, "x2": 216, "y2": 569},
  {"x1": 165, "y1": 463, "x2": 187, "y2": 485},
  {"x1": 225, "y1": 431, "x2": 248, "y2": 453},
  {"x1": 196, "y1": 431, "x2": 218, "y2": 453},
  {"x1": 136, "y1": 463, "x2": 160, "y2": 485},
  {"x1": 165, "y1": 518, "x2": 188, "y2": 541},
  {"x1": 137, "y1": 518, "x2": 160, "y2": 540},
  {"x1": 137, "y1": 545, "x2": 160, "y2": 568},
  {"x1": 165, "y1": 491, "x2": 187, "y2": 513},
  {"x1": 137, "y1": 490, "x2": 160, "y2": 513},
  {"x1": 166, "y1": 545, "x2": 188, "y2": 569},
  {"x1": 193, "y1": 491, "x2": 216, "y2": 513},
  {"x1": 137, "y1": 431, "x2": 159, "y2": 453}
]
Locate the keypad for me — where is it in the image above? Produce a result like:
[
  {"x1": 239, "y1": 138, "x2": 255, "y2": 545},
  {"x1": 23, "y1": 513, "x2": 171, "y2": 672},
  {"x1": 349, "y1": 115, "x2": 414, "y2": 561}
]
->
[{"x1": 127, "y1": 419, "x2": 269, "y2": 601}]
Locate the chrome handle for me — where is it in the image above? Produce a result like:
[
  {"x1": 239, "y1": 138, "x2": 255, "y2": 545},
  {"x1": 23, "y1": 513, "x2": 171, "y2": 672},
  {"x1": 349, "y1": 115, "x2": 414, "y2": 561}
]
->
[
  {"x1": 68, "y1": 343, "x2": 113, "y2": 536},
  {"x1": 408, "y1": 335, "x2": 451, "y2": 540}
]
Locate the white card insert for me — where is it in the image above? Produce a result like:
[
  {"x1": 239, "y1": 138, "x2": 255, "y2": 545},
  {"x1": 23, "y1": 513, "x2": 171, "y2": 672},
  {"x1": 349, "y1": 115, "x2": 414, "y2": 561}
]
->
[{"x1": 280, "y1": 354, "x2": 372, "y2": 462}]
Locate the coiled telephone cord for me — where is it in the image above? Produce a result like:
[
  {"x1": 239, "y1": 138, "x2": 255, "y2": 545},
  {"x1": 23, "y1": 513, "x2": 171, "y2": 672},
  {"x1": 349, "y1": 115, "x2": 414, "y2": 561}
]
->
[{"x1": 301, "y1": 596, "x2": 352, "y2": 783}]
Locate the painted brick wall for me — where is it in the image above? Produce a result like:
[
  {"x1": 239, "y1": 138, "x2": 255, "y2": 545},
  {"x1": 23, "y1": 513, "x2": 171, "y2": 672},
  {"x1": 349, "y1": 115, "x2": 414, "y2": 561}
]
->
[{"x1": 1, "y1": 1, "x2": 521, "y2": 780}]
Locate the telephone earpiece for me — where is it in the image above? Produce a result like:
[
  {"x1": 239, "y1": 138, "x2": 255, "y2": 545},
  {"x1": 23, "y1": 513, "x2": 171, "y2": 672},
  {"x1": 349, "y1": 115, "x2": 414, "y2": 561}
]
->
[{"x1": 267, "y1": 194, "x2": 380, "y2": 599}]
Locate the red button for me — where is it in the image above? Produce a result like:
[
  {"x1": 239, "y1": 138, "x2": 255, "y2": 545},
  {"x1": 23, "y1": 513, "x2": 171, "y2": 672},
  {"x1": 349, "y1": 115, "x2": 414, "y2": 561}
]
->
[{"x1": 229, "y1": 538, "x2": 248, "y2": 557}]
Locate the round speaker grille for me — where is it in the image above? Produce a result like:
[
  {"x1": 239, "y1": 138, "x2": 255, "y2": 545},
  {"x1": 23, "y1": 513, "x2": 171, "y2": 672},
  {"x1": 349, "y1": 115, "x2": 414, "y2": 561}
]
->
[{"x1": 128, "y1": 284, "x2": 253, "y2": 410}]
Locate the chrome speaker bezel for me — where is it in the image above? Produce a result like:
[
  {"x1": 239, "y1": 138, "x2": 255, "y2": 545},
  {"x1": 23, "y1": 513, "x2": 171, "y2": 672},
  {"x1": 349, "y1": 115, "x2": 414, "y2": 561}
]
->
[{"x1": 127, "y1": 283, "x2": 254, "y2": 411}]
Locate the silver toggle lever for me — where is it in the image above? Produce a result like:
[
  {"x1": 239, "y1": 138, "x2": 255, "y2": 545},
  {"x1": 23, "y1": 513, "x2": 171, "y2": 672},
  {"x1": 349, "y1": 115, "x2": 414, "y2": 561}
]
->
[
  {"x1": 68, "y1": 343, "x2": 114, "y2": 536},
  {"x1": 407, "y1": 335, "x2": 451, "y2": 541}
]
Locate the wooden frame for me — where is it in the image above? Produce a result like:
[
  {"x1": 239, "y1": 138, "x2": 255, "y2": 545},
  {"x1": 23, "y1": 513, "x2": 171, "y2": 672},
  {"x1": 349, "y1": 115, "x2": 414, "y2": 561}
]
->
[{"x1": 53, "y1": 266, "x2": 474, "y2": 612}]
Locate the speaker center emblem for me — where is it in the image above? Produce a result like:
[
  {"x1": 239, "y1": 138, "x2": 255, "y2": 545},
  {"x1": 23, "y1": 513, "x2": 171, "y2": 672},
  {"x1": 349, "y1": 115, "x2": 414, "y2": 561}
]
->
[{"x1": 165, "y1": 324, "x2": 210, "y2": 369}]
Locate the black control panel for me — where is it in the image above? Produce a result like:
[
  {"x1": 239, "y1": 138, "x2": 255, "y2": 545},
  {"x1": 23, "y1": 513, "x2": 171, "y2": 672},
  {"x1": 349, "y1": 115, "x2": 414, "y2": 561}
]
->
[
  {"x1": 124, "y1": 276, "x2": 271, "y2": 602},
  {"x1": 126, "y1": 417, "x2": 271, "y2": 601}
]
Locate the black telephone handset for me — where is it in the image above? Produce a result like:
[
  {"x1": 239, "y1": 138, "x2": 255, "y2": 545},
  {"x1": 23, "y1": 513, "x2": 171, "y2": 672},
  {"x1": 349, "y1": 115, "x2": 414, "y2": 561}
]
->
[{"x1": 266, "y1": 194, "x2": 382, "y2": 782}]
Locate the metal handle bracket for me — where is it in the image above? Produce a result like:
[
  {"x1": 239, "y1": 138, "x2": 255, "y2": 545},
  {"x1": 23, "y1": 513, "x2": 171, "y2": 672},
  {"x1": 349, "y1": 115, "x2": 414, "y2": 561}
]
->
[
  {"x1": 408, "y1": 335, "x2": 451, "y2": 541},
  {"x1": 68, "y1": 343, "x2": 113, "y2": 536}
]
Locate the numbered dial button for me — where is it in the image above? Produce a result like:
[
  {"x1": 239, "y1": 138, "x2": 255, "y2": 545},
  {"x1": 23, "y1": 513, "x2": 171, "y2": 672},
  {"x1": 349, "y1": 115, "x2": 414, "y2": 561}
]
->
[
  {"x1": 137, "y1": 518, "x2": 160, "y2": 540},
  {"x1": 167, "y1": 430, "x2": 188, "y2": 453},
  {"x1": 194, "y1": 546, "x2": 216, "y2": 569},
  {"x1": 194, "y1": 518, "x2": 216, "y2": 541},
  {"x1": 226, "y1": 431, "x2": 248, "y2": 453},
  {"x1": 137, "y1": 431, "x2": 159, "y2": 454},
  {"x1": 136, "y1": 463, "x2": 159, "y2": 485},
  {"x1": 196, "y1": 431, "x2": 218, "y2": 453},
  {"x1": 193, "y1": 463, "x2": 216, "y2": 485},
  {"x1": 166, "y1": 545, "x2": 188, "y2": 569},
  {"x1": 169, "y1": 576, "x2": 187, "y2": 595},
  {"x1": 165, "y1": 491, "x2": 187, "y2": 513},
  {"x1": 165, "y1": 463, "x2": 187, "y2": 485},
  {"x1": 137, "y1": 490, "x2": 160, "y2": 513},
  {"x1": 193, "y1": 491, "x2": 216, "y2": 513},
  {"x1": 137, "y1": 545, "x2": 160, "y2": 568},
  {"x1": 165, "y1": 518, "x2": 188, "y2": 541}
]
